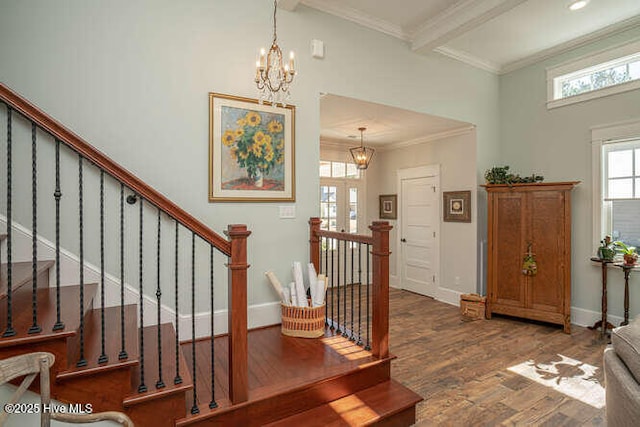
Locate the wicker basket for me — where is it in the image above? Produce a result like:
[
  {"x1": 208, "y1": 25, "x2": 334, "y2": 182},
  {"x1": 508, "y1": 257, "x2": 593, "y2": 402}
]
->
[{"x1": 281, "y1": 303, "x2": 326, "y2": 338}]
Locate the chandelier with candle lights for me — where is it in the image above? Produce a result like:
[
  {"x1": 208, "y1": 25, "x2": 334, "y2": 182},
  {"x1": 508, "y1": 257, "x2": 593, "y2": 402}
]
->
[
  {"x1": 350, "y1": 127, "x2": 375, "y2": 170},
  {"x1": 255, "y1": 0, "x2": 296, "y2": 106}
]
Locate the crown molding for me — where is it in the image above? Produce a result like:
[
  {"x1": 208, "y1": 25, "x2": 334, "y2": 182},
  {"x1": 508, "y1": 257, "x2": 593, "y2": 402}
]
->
[
  {"x1": 379, "y1": 126, "x2": 476, "y2": 152},
  {"x1": 411, "y1": 0, "x2": 527, "y2": 54},
  {"x1": 434, "y1": 46, "x2": 501, "y2": 74},
  {"x1": 301, "y1": 0, "x2": 410, "y2": 41},
  {"x1": 500, "y1": 14, "x2": 640, "y2": 75},
  {"x1": 277, "y1": 0, "x2": 302, "y2": 12}
]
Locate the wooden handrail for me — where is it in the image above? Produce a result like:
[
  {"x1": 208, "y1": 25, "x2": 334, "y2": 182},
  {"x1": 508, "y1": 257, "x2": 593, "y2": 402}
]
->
[
  {"x1": 0, "y1": 83, "x2": 231, "y2": 256},
  {"x1": 314, "y1": 229, "x2": 374, "y2": 245}
]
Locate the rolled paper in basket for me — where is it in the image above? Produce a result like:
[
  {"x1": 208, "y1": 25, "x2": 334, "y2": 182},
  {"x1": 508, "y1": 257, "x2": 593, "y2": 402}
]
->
[
  {"x1": 289, "y1": 282, "x2": 297, "y2": 308},
  {"x1": 312, "y1": 279, "x2": 325, "y2": 307},
  {"x1": 265, "y1": 271, "x2": 287, "y2": 304},
  {"x1": 292, "y1": 262, "x2": 307, "y2": 307},
  {"x1": 282, "y1": 286, "x2": 291, "y2": 306},
  {"x1": 308, "y1": 263, "x2": 318, "y2": 306}
]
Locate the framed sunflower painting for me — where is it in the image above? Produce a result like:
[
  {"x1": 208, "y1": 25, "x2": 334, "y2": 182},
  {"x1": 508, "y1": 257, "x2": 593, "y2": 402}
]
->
[{"x1": 209, "y1": 93, "x2": 295, "y2": 202}]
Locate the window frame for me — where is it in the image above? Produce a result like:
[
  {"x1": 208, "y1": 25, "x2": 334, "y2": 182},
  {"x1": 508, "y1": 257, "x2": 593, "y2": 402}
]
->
[
  {"x1": 591, "y1": 118, "x2": 640, "y2": 247},
  {"x1": 547, "y1": 39, "x2": 640, "y2": 110}
]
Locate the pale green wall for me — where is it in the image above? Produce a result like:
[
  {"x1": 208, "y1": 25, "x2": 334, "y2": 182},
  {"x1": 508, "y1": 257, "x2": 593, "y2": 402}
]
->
[
  {"x1": 500, "y1": 27, "x2": 640, "y2": 319},
  {"x1": 0, "y1": 0, "x2": 500, "y2": 314},
  {"x1": 366, "y1": 131, "x2": 478, "y2": 297}
]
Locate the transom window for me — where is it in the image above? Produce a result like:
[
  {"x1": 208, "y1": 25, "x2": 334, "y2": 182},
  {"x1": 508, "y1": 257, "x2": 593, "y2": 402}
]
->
[
  {"x1": 547, "y1": 40, "x2": 640, "y2": 109},
  {"x1": 555, "y1": 52, "x2": 640, "y2": 100},
  {"x1": 319, "y1": 161, "x2": 360, "y2": 179}
]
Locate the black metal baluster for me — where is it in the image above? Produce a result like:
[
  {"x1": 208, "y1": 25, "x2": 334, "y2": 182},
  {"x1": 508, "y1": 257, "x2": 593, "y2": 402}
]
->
[
  {"x1": 190, "y1": 233, "x2": 199, "y2": 414},
  {"x1": 330, "y1": 238, "x2": 334, "y2": 330},
  {"x1": 118, "y1": 184, "x2": 128, "y2": 360},
  {"x1": 156, "y1": 209, "x2": 165, "y2": 389},
  {"x1": 342, "y1": 240, "x2": 348, "y2": 337},
  {"x1": 52, "y1": 140, "x2": 64, "y2": 331},
  {"x1": 3, "y1": 106, "x2": 15, "y2": 338},
  {"x1": 209, "y1": 244, "x2": 217, "y2": 409},
  {"x1": 28, "y1": 123, "x2": 41, "y2": 335},
  {"x1": 174, "y1": 220, "x2": 182, "y2": 385},
  {"x1": 365, "y1": 243, "x2": 371, "y2": 351},
  {"x1": 349, "y1": 242, "x2": 355, "y2": 341},
  {"x1": 324, "y1": 237, "x2": 328, "y2": 326},
  {"x1": 77, "y1": 155, "x2": 87, "y2": 367},
  {"x1": 336, "y1": 238, "x2": 341, "y2": 334},
  {"x1": 138, "y1": 197, "x2": 147, "y2": 393},
  {"x1": 98, "y1": 171, "x2": 108, "y2": 364},
  {"x1": 357, "y1": 242, "x2": 363, "y2": 346}
]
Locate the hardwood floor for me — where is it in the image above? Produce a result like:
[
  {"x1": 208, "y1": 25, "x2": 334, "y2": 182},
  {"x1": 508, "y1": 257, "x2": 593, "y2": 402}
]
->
[{"x1": 387, "y1": 288, "x2": 608, "y2": 426}]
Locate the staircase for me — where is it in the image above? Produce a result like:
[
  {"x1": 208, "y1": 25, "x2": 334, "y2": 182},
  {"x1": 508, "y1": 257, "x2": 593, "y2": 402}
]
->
[{"x1": 0, "y1": 83, "x2": 421, "y2": 426}]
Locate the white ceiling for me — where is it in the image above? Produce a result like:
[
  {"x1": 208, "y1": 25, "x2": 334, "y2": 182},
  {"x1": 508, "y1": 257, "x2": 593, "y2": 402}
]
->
[
  {"x1": 320, "y1": 94, "x2": 472, "y2": 148},
  {"x1": 281, "y1": 0, "x2": 640, "y2": 74}
]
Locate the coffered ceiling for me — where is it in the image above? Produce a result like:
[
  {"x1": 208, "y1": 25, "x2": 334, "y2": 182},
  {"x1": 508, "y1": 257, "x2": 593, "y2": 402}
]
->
[{"x1": 280, "y1": 0, "x2": 640, "y2": 74}]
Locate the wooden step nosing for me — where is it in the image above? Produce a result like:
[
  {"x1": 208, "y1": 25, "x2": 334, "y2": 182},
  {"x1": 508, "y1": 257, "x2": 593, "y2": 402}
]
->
[
  {"x1": 56, "y1": 359, "x2": 138, "y2": 382},
  {"x1": 0, "y1": 330, "x2": 75, "y2": 348},
  {"x1": 122, "y1": 382, "x2": 193, "y2": 407}
]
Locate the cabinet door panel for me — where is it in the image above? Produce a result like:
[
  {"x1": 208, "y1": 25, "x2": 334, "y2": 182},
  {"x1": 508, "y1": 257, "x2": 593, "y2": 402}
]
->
[
  {"x1": 492, "y1": 194, "x2": 526, "y2": 307},
  {"x1": 529, "y1": 191, "x2": 565, "y2": 312}
]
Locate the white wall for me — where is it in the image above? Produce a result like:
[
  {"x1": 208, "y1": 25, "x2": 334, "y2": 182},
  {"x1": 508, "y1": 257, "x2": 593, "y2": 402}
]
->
[
  {"x1": 0, "y1": 1, "x2": 500, "y2": 321},
  {"x1": 500, "y1": 26, "x2": 640, "y2": 322},
  {"x1": 365, "y1": 130, "x2": 478, "y2": 303}
]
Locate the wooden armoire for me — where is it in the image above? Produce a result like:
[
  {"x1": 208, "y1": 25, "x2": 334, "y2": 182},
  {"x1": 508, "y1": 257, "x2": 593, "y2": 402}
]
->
[{"x1": 484, "y1": 182, "x2": 579, "y2": 333}]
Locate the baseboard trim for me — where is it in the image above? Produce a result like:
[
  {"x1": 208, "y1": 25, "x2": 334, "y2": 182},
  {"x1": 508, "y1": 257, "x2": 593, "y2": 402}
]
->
[
  {"x1": 435, "y1": 287, "x2": 462, "y2": 307},
  {"x1": 571, "y1": 306, "x2": 623, "y2": 329}
]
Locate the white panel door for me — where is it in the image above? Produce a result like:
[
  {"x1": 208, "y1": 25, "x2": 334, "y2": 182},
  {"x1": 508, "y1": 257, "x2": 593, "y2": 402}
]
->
[{"x1": 400, "y1": 176, "x2": 438, "y2": 297}]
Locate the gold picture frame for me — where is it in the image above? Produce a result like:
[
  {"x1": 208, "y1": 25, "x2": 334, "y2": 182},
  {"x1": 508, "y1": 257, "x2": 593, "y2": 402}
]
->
[
  {"x1": 209, "y1": 92, "x2": 295, "y2": 202},
  {"x1": 379, "y1": 194, "x2": 397, "y2": 220},
  {"x1": 443, "y1": 191, "x2": 471, "y2": 222}
]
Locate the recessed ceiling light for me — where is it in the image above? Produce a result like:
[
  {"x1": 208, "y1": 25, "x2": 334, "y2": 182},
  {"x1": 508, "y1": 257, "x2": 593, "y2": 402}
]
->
[{"x1": 569, "y1": 0, "x2": 589, "y2": 11}]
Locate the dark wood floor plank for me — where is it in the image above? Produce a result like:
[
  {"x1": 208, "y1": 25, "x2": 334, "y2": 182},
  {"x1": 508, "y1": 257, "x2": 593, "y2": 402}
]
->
[{"x1": 388, "y1": 288, "x2": 607, "y2": 426}]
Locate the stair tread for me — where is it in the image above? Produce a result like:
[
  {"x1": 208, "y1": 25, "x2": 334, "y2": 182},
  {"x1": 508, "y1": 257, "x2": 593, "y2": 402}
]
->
[
  {"x1": 123, "y1": 323, "x2": 193, "y2": 407},
  {"x1": 1, "y1": 260, "x2": 55, "y2": 297},
  {"x1": 57, "y1": 304, "x2": 139, "y2": 379},
  {"x1": 264, "y1": 379, "x2": 423, "y2": 427},
  {"x1": 0, "y1": 284, "x2": 97, "y2": 347}
]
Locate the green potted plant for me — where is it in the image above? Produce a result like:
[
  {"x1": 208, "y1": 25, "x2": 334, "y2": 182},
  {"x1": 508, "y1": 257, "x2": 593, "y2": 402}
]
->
[
  {"x1": 597, "y1": 236, "x2": 615, "y2": 261},
  {"x1": 614, "y1": 241, "x2": 638, "y2": 265}
]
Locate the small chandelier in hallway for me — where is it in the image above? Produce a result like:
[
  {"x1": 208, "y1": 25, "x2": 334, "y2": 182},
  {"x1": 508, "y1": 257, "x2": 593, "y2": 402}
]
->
[
  {"x1": 350, "y1": 127, "x2": 375, "y2": 170},
  {"x1": 255, "y1": 0, "x2": 296, "y2": 106}
]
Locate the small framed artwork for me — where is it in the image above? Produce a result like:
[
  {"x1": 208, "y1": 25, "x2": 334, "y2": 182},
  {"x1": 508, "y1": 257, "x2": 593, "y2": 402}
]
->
[
  {"x1": 443, "y1": 191, "x2": 471, "y2": 223},
  {"x1": 209, "y1": 92, "x2": 295, "y2": 202},
  {"x1": 379, "y1": 194, "x2": 397, "y2": 220}
]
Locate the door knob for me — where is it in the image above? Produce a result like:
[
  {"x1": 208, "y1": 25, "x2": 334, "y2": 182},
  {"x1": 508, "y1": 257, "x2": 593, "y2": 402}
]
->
[{"x1": 401, "y1": 238, "x2": 407, "y2": 242}]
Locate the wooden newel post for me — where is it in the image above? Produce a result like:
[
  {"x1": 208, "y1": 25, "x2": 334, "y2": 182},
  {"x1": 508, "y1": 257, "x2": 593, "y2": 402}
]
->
[
  {"x1": 309, "y1": 217, "x2": 322, "y2": 273},
  {"x1": 370, "y1": 221, "x2": 391, "y2": 359},
  {"x1": 225, "y1": 224, "x2": 251, "y2": 404}
]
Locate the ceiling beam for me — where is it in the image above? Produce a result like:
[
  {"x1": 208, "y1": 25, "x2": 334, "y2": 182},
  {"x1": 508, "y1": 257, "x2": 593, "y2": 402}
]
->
[
  {"x1": 277, "y1": 0, "x2": 302, "y2": 12},
  {"x1": 411, "y1": 0, "x2": 527, "y2": 54}
]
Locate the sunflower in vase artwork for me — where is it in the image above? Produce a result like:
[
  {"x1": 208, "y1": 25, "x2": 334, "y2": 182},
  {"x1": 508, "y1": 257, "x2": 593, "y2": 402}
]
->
[{"x1": 221, "y1": 108, "x2": 285, "y2": 190}]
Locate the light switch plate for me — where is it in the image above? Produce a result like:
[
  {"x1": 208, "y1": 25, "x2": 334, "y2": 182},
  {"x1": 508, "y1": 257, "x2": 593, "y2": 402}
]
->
[
  {"x1": 279, "y1": 205, "x2": 296, "y2": 219},
  {"x1": 311, "y1": 39, "x2": 324, "y2": 59}
]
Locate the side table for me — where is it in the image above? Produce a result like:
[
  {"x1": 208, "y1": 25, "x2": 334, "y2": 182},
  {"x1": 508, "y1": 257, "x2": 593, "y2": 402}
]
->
[
  {"x1": 589, "y1": 257, "x2": 615, "y2": 338},
  {"x1": 613, "y1": 262, "x2": 638, "y2": 326}
]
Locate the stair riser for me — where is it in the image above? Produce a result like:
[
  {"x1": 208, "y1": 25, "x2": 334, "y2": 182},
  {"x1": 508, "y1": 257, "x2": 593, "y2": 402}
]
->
[
  {"x1": 53, "y1": 368, "x2": 133, "y2": 412},
  {"x1": 178, "y1": 359, "x2": 392, "y2": 427},
  {"x1": 373, "y1": 407, "x2": 417, "y2": 427},
  {"x1": 126, "y1": 390, "x2": 189, "y2": 427}
]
